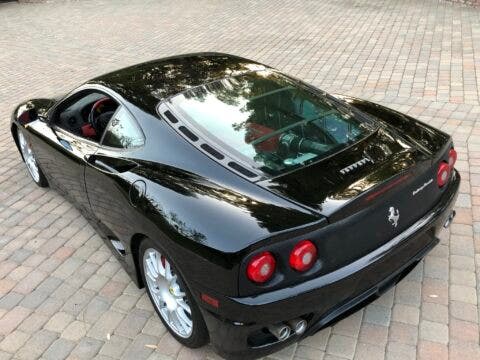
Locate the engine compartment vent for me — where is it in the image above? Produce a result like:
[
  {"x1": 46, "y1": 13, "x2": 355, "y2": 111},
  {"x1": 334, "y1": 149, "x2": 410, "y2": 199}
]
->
[
  {"x1": 157, "y1": 103, "x2": 262, "y2": 182},
  {"x1": 164, "y1": 110, "x2": 179, "y2": 123},
  {"x1": 109, "y1": 238, "x2": 126, "y2": 256},
  {"x1": 228, "y1": 162, "x2": 257, "y2": 178},
  {"x1": 178, "y1": 126, "x2": 199, "y2": 141},
  {"x1": 201, "y1": 143, "x2": 225, "y2": 160}
]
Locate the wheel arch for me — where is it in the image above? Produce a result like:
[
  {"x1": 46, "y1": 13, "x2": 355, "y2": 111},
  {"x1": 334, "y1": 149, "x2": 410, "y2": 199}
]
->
[
  {"x1": 130, "y1": 232, "x2": 148, "y2": 288},
  {"x1": 130, "y1": 230, "x2": 200, "y2": 293},
  {"x1": 11, "y1": 123, "x2": 21, "y2": 156}
]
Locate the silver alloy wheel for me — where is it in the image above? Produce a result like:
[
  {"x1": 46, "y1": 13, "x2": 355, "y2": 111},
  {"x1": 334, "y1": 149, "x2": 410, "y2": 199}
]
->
[
  {"x1": 143, "y1": 248, "x2": 193, "y2": 338},
  {"x1": 18, "y1": 131, "x2": 40, "y2": 183}
]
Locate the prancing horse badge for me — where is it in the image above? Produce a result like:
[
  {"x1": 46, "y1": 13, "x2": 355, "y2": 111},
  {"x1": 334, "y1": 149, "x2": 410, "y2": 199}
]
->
[{"x1": 388, "y1": 207, "x2": 399, "y2": 228}]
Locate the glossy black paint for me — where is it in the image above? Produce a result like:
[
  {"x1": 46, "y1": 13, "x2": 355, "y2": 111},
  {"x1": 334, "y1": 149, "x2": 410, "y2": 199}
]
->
[
  {"x1": 90, "y1": 53, "x2": 265, "y2": 113},
  {"x1": 202, "y1": 168, "x2": 458, "y2": 358},
  {"x1": 11, "y1": 53, "x2": 459, "y2": 359}
]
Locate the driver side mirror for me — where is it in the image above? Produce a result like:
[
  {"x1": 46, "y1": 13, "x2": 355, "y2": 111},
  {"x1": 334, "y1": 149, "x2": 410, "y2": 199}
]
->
[
  {"x1": 15, "y1": 103, "x2": 38, "y2": 125},
  {"x1": 14, "y1": 98, "x2": 56, "y2": 125}
]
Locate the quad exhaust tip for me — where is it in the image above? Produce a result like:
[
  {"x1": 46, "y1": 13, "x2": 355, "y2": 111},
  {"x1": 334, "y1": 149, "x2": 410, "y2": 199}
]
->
[
  {"x1": 268, "y1": 319, "x2": 307, "y2": 341},
  {"x1": 444, "y1": 210, "x2": 456, "y2": 228},
  {"x1": 267, "y1": 323, "x2": 291, "y2": 342},
  {"x1": 288, "y1": 319, "x2": 307, "y2": 335}
]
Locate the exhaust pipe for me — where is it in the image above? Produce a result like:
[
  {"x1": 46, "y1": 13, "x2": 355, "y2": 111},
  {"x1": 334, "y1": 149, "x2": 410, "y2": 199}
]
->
[
  {"x1": 288, "y1": 318, "x2": 308, "y2": 335},
  {"x1": 444, "y1": 210, "x2": 456, "y2": 228},
  {"x1": 267, "y1": 323, "x2": 291, "y2": 341}
]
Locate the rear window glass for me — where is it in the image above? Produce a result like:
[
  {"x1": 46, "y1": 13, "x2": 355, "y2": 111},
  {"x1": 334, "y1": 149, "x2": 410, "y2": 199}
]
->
[{"x1": 169, "y1": 71, "x2": 376, "y2": 176}]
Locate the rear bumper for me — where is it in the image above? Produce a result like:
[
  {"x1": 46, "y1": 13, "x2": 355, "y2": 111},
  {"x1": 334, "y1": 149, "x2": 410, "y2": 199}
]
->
[{"x1": 200, "y1": 170, "x2": 459, "y2": 359}]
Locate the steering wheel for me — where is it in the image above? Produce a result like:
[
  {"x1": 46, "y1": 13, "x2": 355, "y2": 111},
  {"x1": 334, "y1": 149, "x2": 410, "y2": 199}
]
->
[{"x1": 88, "y1": 97, "x2": 114, "y2": 131}]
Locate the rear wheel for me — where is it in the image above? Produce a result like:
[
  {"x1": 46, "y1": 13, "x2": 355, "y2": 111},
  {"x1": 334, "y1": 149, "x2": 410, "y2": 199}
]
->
[
  {"x1": 139, "y1": 238, "x2": 208, "y2": 347},
  {"x1": 17, "y1": 130, "x2": 48, "y2": 187}
]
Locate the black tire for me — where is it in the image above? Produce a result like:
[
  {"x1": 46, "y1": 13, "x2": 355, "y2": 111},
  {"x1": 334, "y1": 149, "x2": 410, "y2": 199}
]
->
[
  {"x1": 16, "y1": 129, "x2": 48, "y2": 188},
  {"x1": 30, "y1": 164, "x2": 49, "y2": 188},
  {"x1": 139, "y1": 237, "x2": 209, "y2": 348}
]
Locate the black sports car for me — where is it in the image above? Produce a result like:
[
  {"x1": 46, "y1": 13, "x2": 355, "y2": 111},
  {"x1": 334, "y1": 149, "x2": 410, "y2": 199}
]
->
[{"x1": 11, "y1": 53, "x2": 459, "y2": 359}]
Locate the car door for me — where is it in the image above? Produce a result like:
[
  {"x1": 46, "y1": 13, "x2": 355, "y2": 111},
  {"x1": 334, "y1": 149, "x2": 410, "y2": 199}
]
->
[
  {"x1": 84, "y1": 105, "x2": 145, "y2": 247},
  {"x1": 26, "y1": 91, "x2": 103, "y2": 219}
]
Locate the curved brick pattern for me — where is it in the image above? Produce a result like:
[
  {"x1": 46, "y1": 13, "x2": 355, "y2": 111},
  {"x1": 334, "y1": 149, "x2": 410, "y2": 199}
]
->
[{"x1": 0, "y1": 0, "x2": 480, "y2": 359}]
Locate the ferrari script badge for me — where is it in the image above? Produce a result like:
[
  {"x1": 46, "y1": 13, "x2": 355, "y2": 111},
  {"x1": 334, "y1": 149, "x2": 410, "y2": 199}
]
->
[{"x1": 388, "y1": 207, "x2": 399, "y2": 228}]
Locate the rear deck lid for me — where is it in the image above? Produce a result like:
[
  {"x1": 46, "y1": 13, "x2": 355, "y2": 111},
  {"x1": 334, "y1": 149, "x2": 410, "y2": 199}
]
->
[{"x1": 258, "y1": 124, "x2": 448, "y2": 242}]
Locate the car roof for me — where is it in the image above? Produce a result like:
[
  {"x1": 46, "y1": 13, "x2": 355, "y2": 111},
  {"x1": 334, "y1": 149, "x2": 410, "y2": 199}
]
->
[{"x1": 88, "y1": 52, "x2": 267, "y2": 114}]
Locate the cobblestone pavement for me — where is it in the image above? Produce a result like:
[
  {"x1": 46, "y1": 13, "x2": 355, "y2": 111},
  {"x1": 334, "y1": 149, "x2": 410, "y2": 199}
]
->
[{"x1": 1, "y1": 0, "x2": 480, "y2": 359}]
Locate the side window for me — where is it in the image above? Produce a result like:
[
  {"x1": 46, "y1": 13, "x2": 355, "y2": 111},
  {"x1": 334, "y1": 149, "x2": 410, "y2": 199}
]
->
[
  {"x1": 101, "y1": 107, "x2": 144, "y2": 149},
  {"x1": 52, "y1": 90, "x2": 118, "y2": 142}
]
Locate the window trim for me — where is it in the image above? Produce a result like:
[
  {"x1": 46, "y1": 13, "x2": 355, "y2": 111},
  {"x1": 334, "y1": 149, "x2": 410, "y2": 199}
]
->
[{"x1": 53, "y1": 125, "x2": 101, "y2": 149}]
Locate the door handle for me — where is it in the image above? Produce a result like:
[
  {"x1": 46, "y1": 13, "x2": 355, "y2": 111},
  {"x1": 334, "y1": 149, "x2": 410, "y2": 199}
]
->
[
  {"x1": 85, "y1": 154, "x2": 117, "y2": 173},
  {"x1": 85, "y1": 154, "x2": 137, "y2": 174}
]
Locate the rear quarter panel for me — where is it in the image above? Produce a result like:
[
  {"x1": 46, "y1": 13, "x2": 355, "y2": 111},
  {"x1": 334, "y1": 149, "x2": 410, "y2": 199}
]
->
[{"x1": 125, "y1": 107, "x2": 321, "y2": 296}]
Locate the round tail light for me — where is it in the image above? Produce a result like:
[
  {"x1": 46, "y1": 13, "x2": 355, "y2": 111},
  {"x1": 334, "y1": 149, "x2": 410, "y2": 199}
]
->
[
  {"x1": 289, "y1": 240, "x2": 317, "y2": 272},
  {"x1": 246, "y1": 252, "x2": 276, "y2": 283},
  {"x1": 448, "y1": 148, "x2": 457, "y2": 170},
  {"x1": 437, "y1": 162, "x2": 450, "y2": 187}
]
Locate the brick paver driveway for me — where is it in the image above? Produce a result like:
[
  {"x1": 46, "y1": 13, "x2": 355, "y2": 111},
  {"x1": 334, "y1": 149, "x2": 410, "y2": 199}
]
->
[{"x1": 1, "y1": 0, "x2": 480, "y2": 359}]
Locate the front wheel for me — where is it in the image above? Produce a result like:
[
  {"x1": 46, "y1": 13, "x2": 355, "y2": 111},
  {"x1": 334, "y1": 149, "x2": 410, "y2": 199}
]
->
[
  {"x1": 17, "y1": 130, "x2": 48, "y2": 187},
  {"x1": 139, "y1": 238, "x2": 209, "y2": 348}
]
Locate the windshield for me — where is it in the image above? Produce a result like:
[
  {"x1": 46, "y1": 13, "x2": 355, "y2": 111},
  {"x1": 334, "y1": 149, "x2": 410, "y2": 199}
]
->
[{"x1": 169, "y1": 70, "x2": 376, "y2": 176}]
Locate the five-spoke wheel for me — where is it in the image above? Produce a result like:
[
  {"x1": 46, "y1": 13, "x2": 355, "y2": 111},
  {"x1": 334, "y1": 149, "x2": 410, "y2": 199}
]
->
[
  {"x1": 17, "y1": 130, "x2": 48, "y2": 187},
  {"x1": 139, "y1": 238, "x2": 208, "y2": 347},
  {"x1": 143, "y1": 248, "x2": 193, "y2": 338}
]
